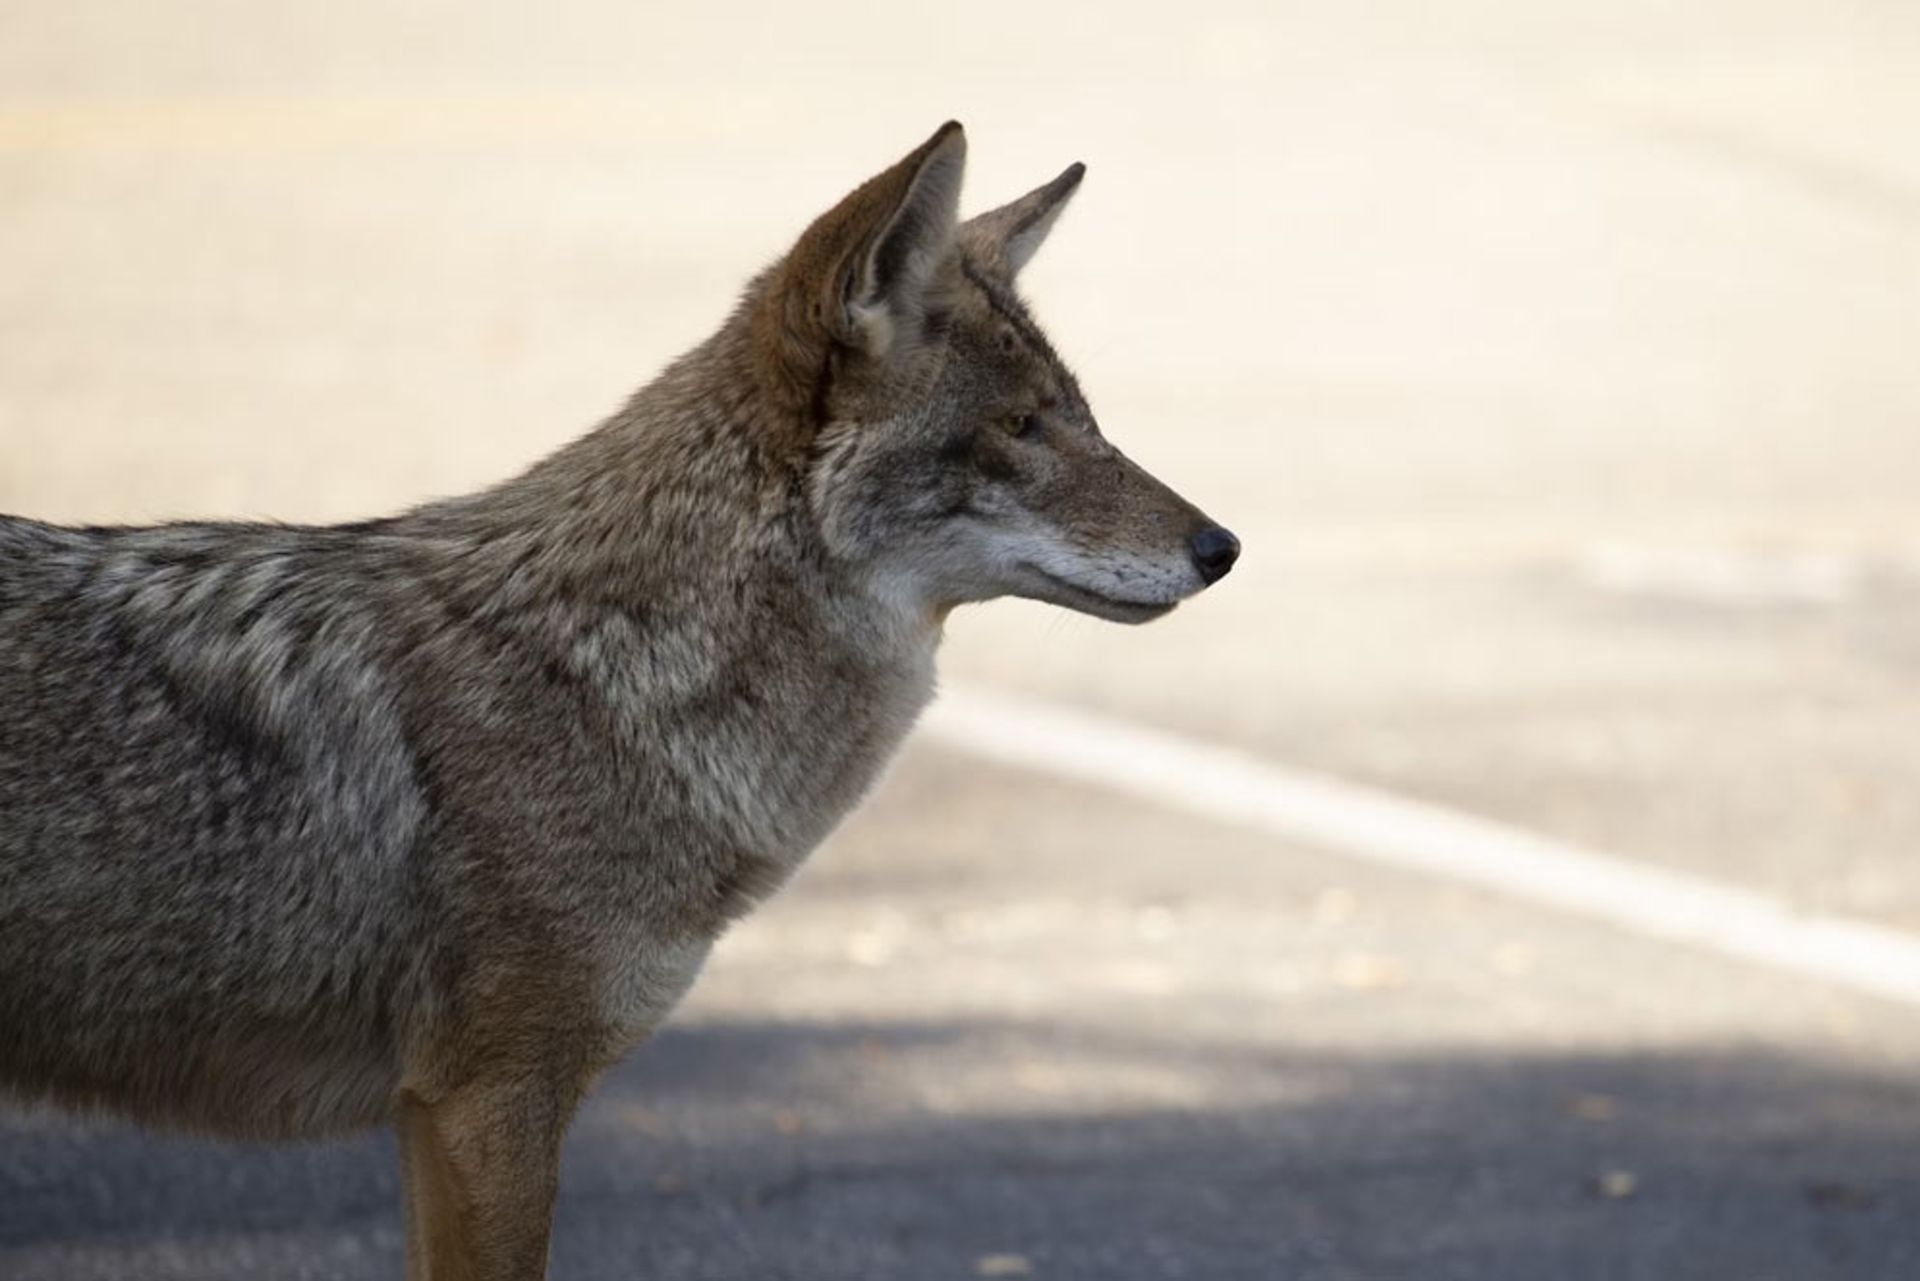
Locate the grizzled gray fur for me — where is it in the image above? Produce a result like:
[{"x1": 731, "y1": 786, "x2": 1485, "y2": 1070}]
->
[{"x1": 0, "y1": 122, "x2": 1237, "y2": 1279}]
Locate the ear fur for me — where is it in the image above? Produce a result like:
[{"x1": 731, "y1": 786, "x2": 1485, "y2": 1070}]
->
[
  {"x1": 751, "y1": 122, "x2": 968, "y2": 427},
  {"x1": 846, "y1": 125, "x2": 966, "y2": 357},
  {"x1": 960, "y1": 161, "x2": 1085, "y2": 278}
]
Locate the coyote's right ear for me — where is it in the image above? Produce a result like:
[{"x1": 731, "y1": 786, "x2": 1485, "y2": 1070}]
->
[
  {"x1": 755, "y1": 123, "x2": 966, "y2": 421},
  {"x1": 960, "y1": 161, "x2": 1085, "y2": 279}
]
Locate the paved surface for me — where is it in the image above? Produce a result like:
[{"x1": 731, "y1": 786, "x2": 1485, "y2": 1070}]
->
[
  {"x1": 10, "y1": 750, "x2": 1920, "y2": 1279},
  {"x1": 4, "y1": 1, "x2": 1920, "y2": 1277}
]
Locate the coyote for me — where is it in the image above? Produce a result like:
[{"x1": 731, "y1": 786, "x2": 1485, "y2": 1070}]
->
[{"x1": 0, "y1": 122, "x2": 1237, "y2": 1278}]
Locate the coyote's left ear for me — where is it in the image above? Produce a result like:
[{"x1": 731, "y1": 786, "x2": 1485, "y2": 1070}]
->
[
  {"x1": 755, "y1": 123, "x2": 967, "y2": 423},
  {"x1": 960, "y1": 162, "x2": 1085, "y2": 278},
  {"x1": 843, "y1": 122, "x2": 967, "y2": 358}
]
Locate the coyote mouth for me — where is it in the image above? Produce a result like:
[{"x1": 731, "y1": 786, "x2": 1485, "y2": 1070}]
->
[{"x1": 1020, "y1": 565, "x2": 1180, "y2": 624}]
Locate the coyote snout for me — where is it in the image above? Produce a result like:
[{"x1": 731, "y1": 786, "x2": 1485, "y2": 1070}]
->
[
  {"x1": 0, "y1": 121, "x2": 1236, "y2": 1280},
  {"x1": 996, "y1": 442, "x2": 1241, "y2": 625}
]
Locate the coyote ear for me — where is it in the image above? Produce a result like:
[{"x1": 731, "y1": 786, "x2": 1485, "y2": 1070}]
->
[
  {"x1": 841, "y1": 122, "x2": 966, "y2": 358},
  {"x1": 755, "y1": 123, "x2": 966, "y2": 424},
  {"x1": 960, "y1": 162, "x2": 1085, "y2": 278}
]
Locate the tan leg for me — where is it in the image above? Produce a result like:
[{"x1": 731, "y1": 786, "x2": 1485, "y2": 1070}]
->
[{"x1": 397, "y1": 1076, "x2": 578, "y2": 1281}]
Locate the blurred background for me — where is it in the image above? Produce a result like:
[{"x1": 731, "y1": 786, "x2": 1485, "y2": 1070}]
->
[{"x1": 3, "y1": 2, "x2": 1918, "y2": 1277}]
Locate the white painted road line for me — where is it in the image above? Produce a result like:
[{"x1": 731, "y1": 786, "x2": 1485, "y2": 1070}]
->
[{"x1": 922, "y1": 684, "x2": 1920, "y2": 1009}]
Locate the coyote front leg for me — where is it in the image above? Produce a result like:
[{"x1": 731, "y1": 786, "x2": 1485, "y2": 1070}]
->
[{"x1": 398, "y1": 1074, "x2": 580, "y2": 1281}]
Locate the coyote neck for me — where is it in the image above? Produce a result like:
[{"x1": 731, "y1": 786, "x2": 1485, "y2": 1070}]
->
[{"x1": 404, "y1": 328, "x2": 940, "y2": 885}]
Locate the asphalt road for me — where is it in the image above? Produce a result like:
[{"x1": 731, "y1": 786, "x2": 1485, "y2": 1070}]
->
[
  {"x1": 3, "y1": 1, "x2": 1919, "y2": 1277},
  {"x1": 7, "y1": 747, "x2": 1920, "y2": 1279}
]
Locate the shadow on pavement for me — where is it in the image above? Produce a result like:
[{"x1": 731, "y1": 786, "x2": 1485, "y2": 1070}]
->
[{"x1": 4, "y1": 1017, "x2": 1918, "y2": 1280}]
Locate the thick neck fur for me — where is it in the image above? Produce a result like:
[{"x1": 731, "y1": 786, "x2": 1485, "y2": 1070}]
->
[
  {"x1": 416, "y1": 326, "x2": 801, "y2": 609},
  {"x1": 411, "y1": 318, "x2": 919, "y2": 642},
  {"x1": 393, "y1": 314, "x2": 941, "y2": 879}
]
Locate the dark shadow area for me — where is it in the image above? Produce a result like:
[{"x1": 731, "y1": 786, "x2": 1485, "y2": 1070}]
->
[{"x1": 4, "y1": 1017, "x2": 1918, "y2": 1280}]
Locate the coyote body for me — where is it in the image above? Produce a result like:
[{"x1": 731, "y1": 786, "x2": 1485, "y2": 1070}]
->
[
  {"x1": 0, "y1": 124, "x2": 1235, "y2": 1277},
  {"x1": 0, "y1": 396, "x2": 933, "y2": 1135}
]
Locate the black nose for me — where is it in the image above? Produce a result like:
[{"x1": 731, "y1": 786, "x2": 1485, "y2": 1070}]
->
[{"x1": 1190, "y1": 526, "x2": 1240, "y2": 584}]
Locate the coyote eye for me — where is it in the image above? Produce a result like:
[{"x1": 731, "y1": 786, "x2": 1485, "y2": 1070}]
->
[{"x1": 1005, "y1": 411, "x2": 1041, "y2": 439}]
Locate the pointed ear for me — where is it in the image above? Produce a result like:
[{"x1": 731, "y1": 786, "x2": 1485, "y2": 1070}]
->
[
  {"x1": 844, "y1": 123, "x2": 966, "y2": 357},
  {"x1": 751, "y1": 123, "x2": 966, "y2": 426},
  {"x1": 960, "y1": 162, "x2": 1085, "y2": 278}
]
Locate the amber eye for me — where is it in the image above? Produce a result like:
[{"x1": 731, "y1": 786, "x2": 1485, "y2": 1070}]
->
[{"x1": 1007, "y1": 411, "x2": 1041, "y2": 439}]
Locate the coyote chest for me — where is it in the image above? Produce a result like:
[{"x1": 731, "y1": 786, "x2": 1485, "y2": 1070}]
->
[{"x1": 583, "y1": 607, "x2": 938, "y2": 1038}]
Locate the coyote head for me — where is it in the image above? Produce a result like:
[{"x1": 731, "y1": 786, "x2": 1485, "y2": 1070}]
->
[{"x1": 750, "y1": 122, "x2": 1238, "y2": 624}]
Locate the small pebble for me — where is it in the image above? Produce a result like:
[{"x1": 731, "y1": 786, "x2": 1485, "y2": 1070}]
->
[{"x1": 1592, "y1": 1169, "x2": 1638, "y2": 1200}]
